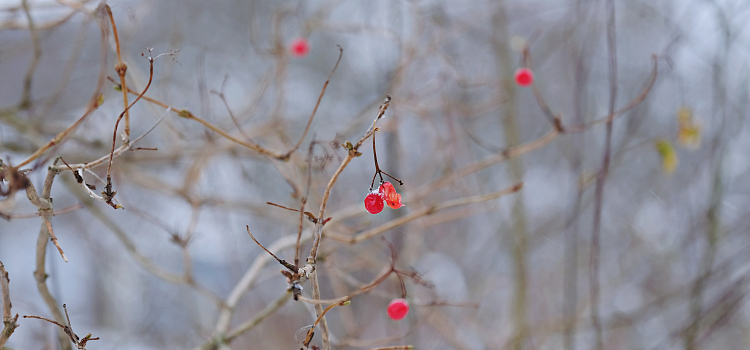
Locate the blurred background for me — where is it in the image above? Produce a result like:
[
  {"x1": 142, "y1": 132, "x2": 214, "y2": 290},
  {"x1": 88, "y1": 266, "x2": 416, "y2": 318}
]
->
[{"x1": 1, "y1": 0, "x2": 749, "y2": 349}]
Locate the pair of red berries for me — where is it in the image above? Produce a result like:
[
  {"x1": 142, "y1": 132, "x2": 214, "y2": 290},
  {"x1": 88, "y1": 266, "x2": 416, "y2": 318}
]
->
[{"x1": 364, "y1": 182, "x2": 404, "y2": 214}]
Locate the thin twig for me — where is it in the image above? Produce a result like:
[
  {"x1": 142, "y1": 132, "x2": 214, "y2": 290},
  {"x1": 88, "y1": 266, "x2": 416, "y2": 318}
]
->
[
  {"x1": 211, "y1": 76, "x2": 252, "y2": 141},
  {"x1": 45, "y1": 219, "x2": 68, "y2": 262},
  {"x1": 284, "y1": 46, "x2": 344, "y2": 159},
  {"x1": 49, "y1": 106, "x2": 170, "y2": 172},
  {"x1": 105, "y1": 4, "x2": 130, "y2": 142},
  {"x1": 303, "y1": 299, "x2": 351, "y2": 348},
  {"x1": 104, "y1": 51, "x2": 156, "y2": 209},
  {"x1": 246, "y1": 226, "x2": 296, "y2": 272},
  {"x1": 24, "y1": 304, "x2": 99, "y2": 349}
]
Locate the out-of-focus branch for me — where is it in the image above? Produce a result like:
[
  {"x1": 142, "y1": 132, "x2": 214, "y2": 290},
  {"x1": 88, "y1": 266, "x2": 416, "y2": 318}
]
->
[
  {"x1": 213, "y1": 231, "x2": 312, "y2": 335},
  {"x1": 224, "y1": 292, "x2": 291, "y2": 343},
  {"x1": 589, "y1": 1, "x2": 618, "y2": 349},
  {"x1": 113, "y1": 51, "x2": 345, "y2": 162},
  {"x1": 14, "y1": 6, "x2": 110, "y2": 169},
  {"x1": 340, "y1": 182, "x2": 523, "y2": 245},
  {"x1": 413, "y1": 55, "x2": 658, "y2": 201},
  {"x1": 19, "y1": 0, "x2": 42, "y2": 110}
]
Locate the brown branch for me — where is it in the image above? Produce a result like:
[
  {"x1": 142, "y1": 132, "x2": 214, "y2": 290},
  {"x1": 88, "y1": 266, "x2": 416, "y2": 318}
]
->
[
  {"x1": 105, "y1": 4, "x2": 130, "y2": 142},
  {"x1": 308, "y1": 95, "x2": 392, "y2": 264},
  {"x1": 0, "y1": 261, "x2": 19, "y2": 348},
  {"x1": 24, "y1": 304, "x2": 99, "y2": 349},
  {"x1": 265, "y1": 201, "x2": 317, "y2": 223},
  {"x1": 104, "y1": 51, "x2": 156, "y2": 209},
  {"x1": 246, "y1": 226, "x2": 296, "y2": 272},
  {"x1": 49, "y1": 106, "x2": 170, "y2": 173},
  {"x1": 302, "y1": 299, "x2": 351, "y2": 348},
  {"x1": 45, "y1": 219, "x2": 68, "y2": 262},
  {"x1": 25, "y1": 161, "x2": 68, "y2": 262}
]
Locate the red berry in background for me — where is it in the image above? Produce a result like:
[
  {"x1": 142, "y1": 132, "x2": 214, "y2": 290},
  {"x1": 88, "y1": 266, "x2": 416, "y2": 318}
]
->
[
  {"x1": 387, "y1": 298, "x2": 409, "y2": 320},
  {"x1": 364, "y1": 192, "x2": 384, "y2": 214},
  {"x1": 290, "y1": 37, "x2": 310, "y2": 57},
  {"x1": 379, "y1": 182, "x2": 404, "y2": 209},
  {"x1": 514, "y1": 67, "x2": 534, "y2": 86}
]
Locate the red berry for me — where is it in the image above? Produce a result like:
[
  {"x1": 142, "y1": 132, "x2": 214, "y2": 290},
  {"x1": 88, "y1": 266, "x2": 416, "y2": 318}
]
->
[
  {"x1": 387, "y1": 298, "x2": 409, "y2": 320},
  {"x1": 379, "y1": 182, "x2": 404, "y2": 209},
  {"x1": 364, "y1": 192, "x2": 384, "y2": 214},
  {"x1": 514, "y1": 67, "x2": 534, "y2": 86},
  {"x1": 290, "y1": 38, "x2": 310, "y2": 57}
]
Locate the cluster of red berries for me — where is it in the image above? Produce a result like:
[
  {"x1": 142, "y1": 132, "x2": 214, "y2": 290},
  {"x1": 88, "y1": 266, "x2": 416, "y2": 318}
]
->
[{"x1": 364, "y1": 181, "x2": 404, "y2": 214}]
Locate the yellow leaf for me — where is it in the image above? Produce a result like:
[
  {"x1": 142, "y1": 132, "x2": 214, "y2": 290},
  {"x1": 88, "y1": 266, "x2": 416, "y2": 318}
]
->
[
  {"x1": 655, "y1": 139, "x2": 678, "y2": 175},
  {"x1": 676, "y1": 106, "x2": 701, "y2": 149}
]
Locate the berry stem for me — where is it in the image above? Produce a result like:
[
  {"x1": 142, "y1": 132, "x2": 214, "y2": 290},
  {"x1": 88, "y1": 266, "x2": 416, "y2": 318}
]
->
[{"x1": 370, "y1": 129, "x2": 403, "y2": 190}]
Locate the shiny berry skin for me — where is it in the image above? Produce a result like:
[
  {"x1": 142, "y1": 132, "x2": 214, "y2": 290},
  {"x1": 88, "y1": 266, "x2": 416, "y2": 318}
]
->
[
  {"x1": 387, "y1": 298, "x2": 409, "y2": 320},
  {"x1": 379, "y1": 182, "x2": 404, "y2": 209},
  {"x1": 514, "y1": 67, "x2": 534, "y2": 86},
  {"x1": 290, "y1": 38, "x2": 310, "y2": 57},
  {"x1": 364, "y1": 192, "x2": 384, "y2": 214}
]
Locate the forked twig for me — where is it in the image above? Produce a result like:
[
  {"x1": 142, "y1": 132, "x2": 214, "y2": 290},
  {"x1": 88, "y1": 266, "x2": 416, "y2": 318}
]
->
[{"x1": 24, "y1": 304, "x2": 99, "y2": 349}]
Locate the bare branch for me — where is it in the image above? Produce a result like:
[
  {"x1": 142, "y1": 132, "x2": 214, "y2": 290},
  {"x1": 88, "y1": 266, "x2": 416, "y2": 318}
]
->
[
  {"x1": 24, "y1": 304, "x2": 99, "y2": 349},
  {"x1": 246, "y1": 226, "x2": 296, "y2": 272},
  {"x1": 0, "y1": 261, "x2": 19, "y2": 348}
]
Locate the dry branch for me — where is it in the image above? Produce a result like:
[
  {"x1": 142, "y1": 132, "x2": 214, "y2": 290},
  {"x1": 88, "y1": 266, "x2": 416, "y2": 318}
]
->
[{"x1": 0, "y1": 261, "x2": 19, "y2": 348}]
